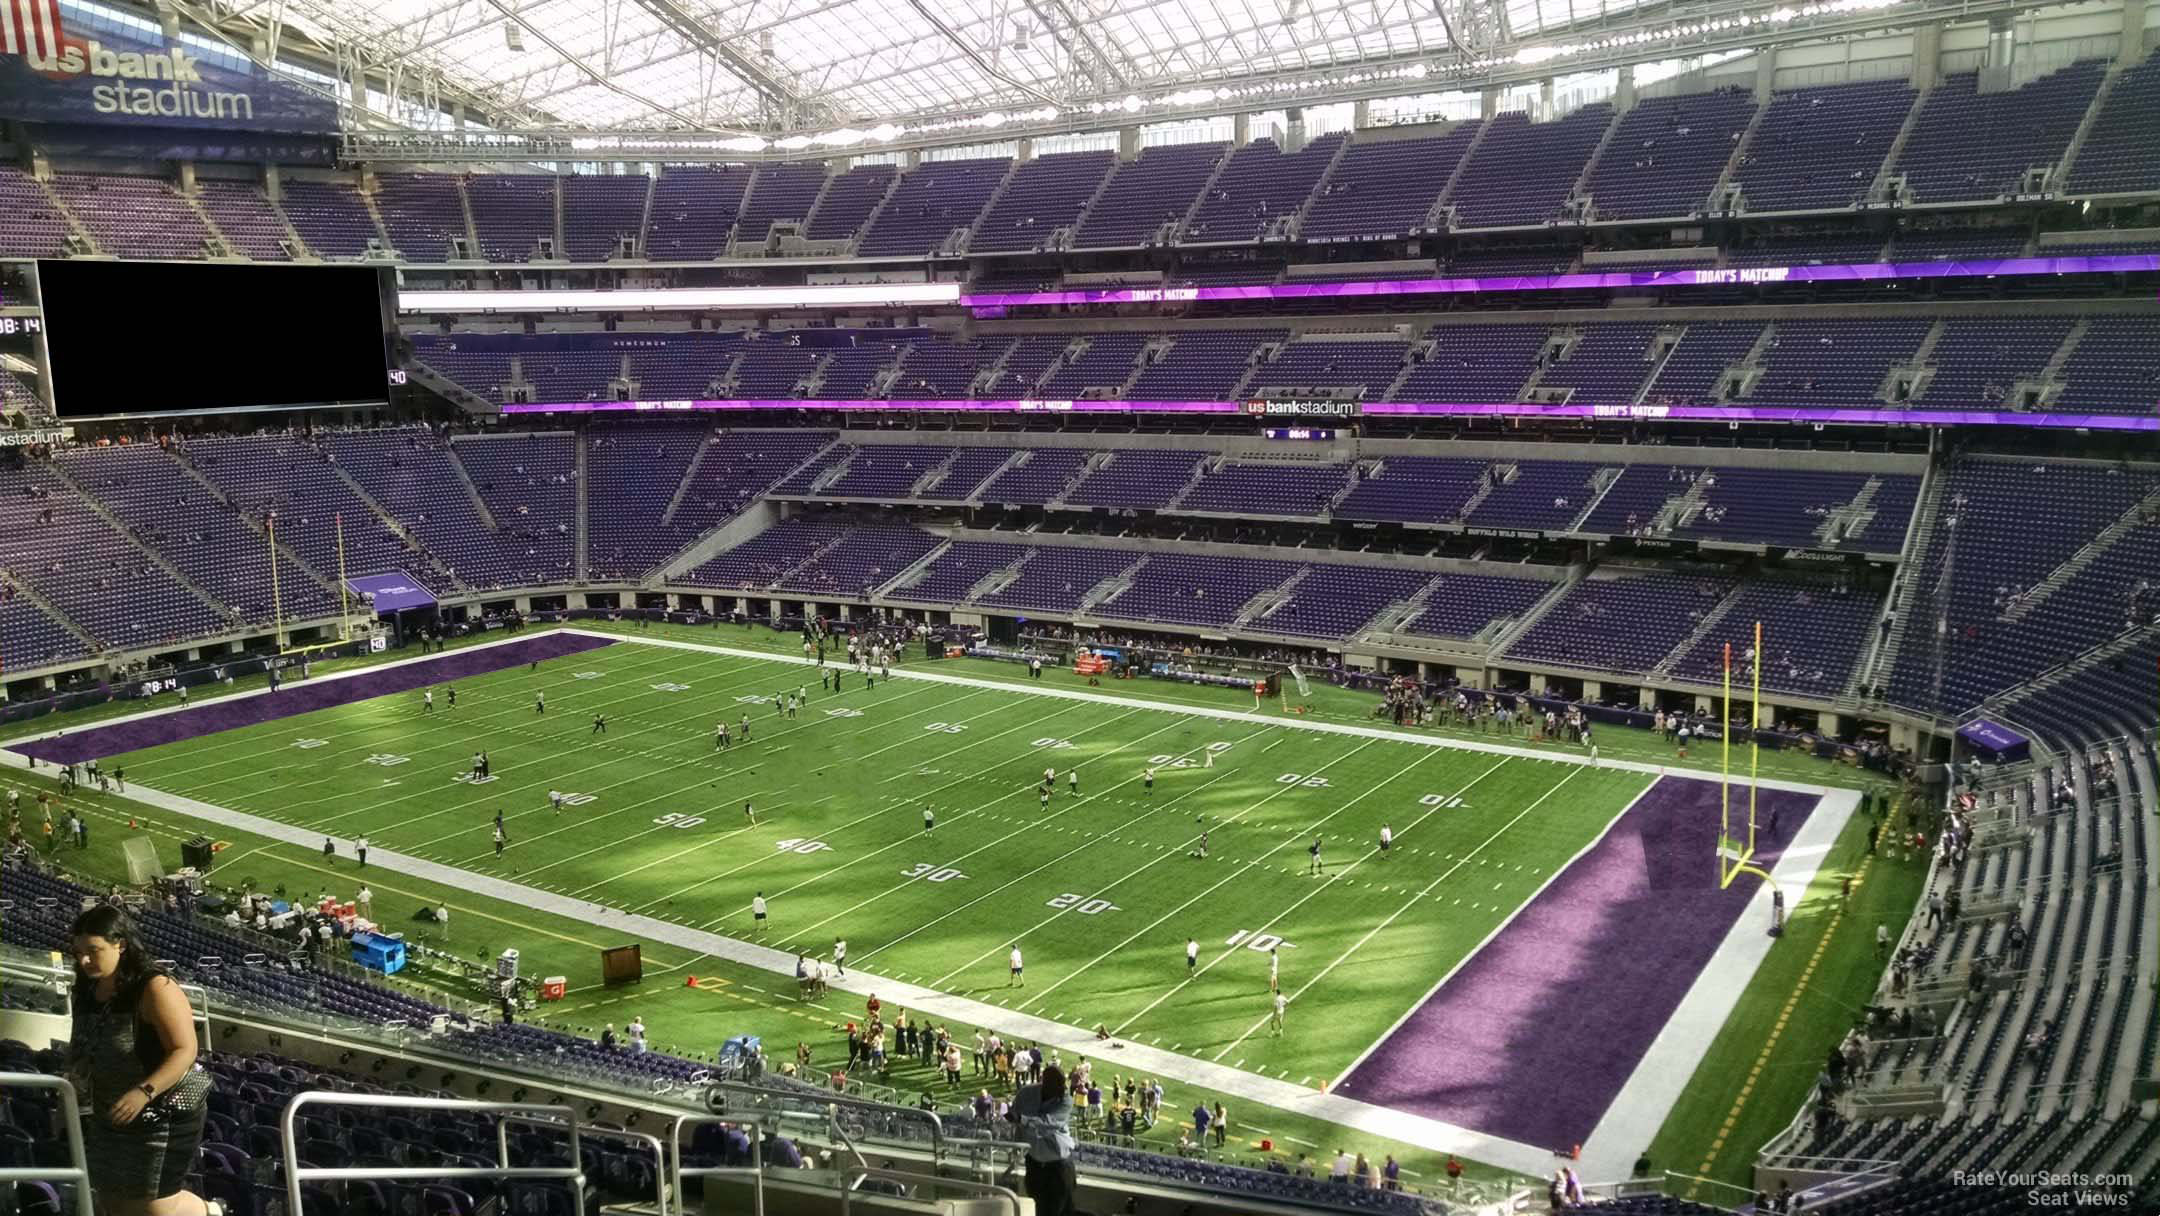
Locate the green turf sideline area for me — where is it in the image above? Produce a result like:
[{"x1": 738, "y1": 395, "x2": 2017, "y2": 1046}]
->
[{"x1": 5, "y1": 618, "x2": 1901, "y2": 1191}]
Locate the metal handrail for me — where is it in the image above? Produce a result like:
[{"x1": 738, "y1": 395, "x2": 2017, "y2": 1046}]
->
[
  {"x1": 280, "y1": 1092, "x2": 587, "y2": 1216},
  {"x1": 706, "y1": 1079, "x2": 947, "y2": 1159},
  {"x1": 835, "y1": 1166, "x2": 1022, "y2": 1216},
  {"x1": 667, "y1": 1114, "x2": 765, "y2": 1216},
  {"x1": 0, "y1": 1073, "x2": 93, "y2": 1216},
  {"x1": 496, "y1": 1114, "x2": 669, "y2": 1216}
]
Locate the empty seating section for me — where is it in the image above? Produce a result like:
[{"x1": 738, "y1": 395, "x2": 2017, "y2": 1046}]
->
[
  {"x1": 1728, "y1": 232, "x2": 1889, "y2": 266},
  {"x1": 1584, "y1": 88, "x2": 1757, "y2": 219},
  {"x1": 1890, "y1": 227, "x2": 2030, "y2": 261},
  {"x1": 1465, "y1": 461, "x2": 1601, "y2": 531},
  {"x1": 321, "y1": 430, "x2": 533, "y2": 590},
  {"x1": 969, "y1": 151, "x2": 1114, "y2": 252},
  {"x1": 1917, "y1": 319, "x2": 2072, "y2": 408},
  {"x1": 2055, "y1": 318, "x2": 2160, "y2": 415},
  {"x1": 276, "y1": 179, "x2": 381, "y2": 258},
  {"x1": 51, "y1": 173, "x2": 211, "y2": 259},
  {"x1": 1185, "y1": 134, "x2": 1344, "y2": 244},
  {"x1": 891, "y1": 339, "x2": 1011, "y2": 398},
  {"x1": 1301, "y1": 126, "x2": 1479, "y2": 241},
  {"x1": 736, "y1": 163, "x2": 829, "y2": 245},
  {"x1": 979, "y1": 546, "x2": 1138, "y2": 613},
  {"x1": 0, "y1": 166, "x2": 75, "y2": 257},
  {"x1": 981, "y1": 448, "x2": 1091, "y2": 504},
  {"x1": 408, "y1": 336, "x2": 514, "y2": 403},
  {"x1": 668, "y1": 430, "x2": 836, "y2": 540},
  {"x1": 1669, "y1": 582, "x2": 1885, "y2": 694},
  {"x1": 520, "y1": 347, "x2": 620, "y2": 404},
  {"x1": 986, "y1": 336, "x2": 1069, "y2": 395},
  {"x1": 1249, "y1": 338, "x2": 1406, "y2": 396},
  {"x1": 54, "y1": 445, "x2": 333, "y2": 625},
  {"x1": 1643, "y1": 321, "x2": 1765, "y2": 402},
  {"x1": 2067, "y1": 53, "x2": 2160, "y2": 194},
  {"x1": 918, "y1": 447, "x2": 1016, "y2": 501},
  {"x1": 1506, "y1": 573, "x2": 1732, "y2": 673},
  {"x1": 583, "y1": 423, "x2": 711, "y2": 579},
  {"x1": 1447, "y1": 104, "x2": 1614, "y2": 228},
  {"x1": 0, "y1": 465, "x2": 226, "y2": 648},
  {"x1": 804, "y1": 164, "x2": 898, "y2": 242},
  {"x1": 1249, "y1": 565, "x2": 1429, "y2": 639},
  {"x1": 897, "y1": 540, "x2": 1030, "y2": 602},
  {"x1": 1403, "y1": 574, "x2": 1553, "y2": 640},
  {"x1": 730, "y1": 340, "x2": 824, "y2": 398},
  {"x1": 646, "y1": 166, "x2": 750, "y2": 258},
  {"x1": 193, "y1": 180, "x2": 293, "y2": 260},
  {"x1": 819, "y1": 445, "x2": 951, "y2": 498},
  {"x1": 1131, "y1": 329, "x2": 1281, "y2": 399},
  {"x1": 1732, "y1": 79, "x2": 1914, "y2": 212},
  {"x1": 464, "y1": 175, "x2": 558, "y2": 261},
  {"x1": 450, "y1": 433, "x2": 578, "y2": 586},
  {"x1": 1534, "y1": 324, "x2": 1661, "y2": 404},
  {"x1": 1177, "y1": 460, "x2": 1352, "y2": 517},
  {"x1": 1038, "y1": 335, "x2": 1146, "y2": 397},
  {"x1": 859, "y1": 158, "x2": 1008, "y2": 257},
  {"x1": 1893, "y1": 62, "x2": 2105, "y2": 203},
  {"x1": 1076, "y1": 143, "x2": 1226, "y2": 248},
  {"x1": 0, "y1": 585, "x2": 86, "y2": 669},
  {"x1": 183, "y1": 435, "x2": 419, "y2": 587},
  {"x1": 560, "y1": 174, "x2": 651, "y2": 261},
  {"x1": 1335, "y1": 455, "x2": 1490, "y2": 523},
  {"x1": 816, "y1": 340, "x2": 913, "y2": 398},
  {"x1": 1105, "y1": 553, "x2": 1299, "y2": 627},
  {"x1": 1064, "y1": 450, "x2": 1207, "y2": 509},
  {"x1": 629, "y1": 333, "x2": 740, "y2": 400},
  {"x1": 1887, "y1": 459, "x2": 2157, "y2": 710},
  {"x1": 375, "y1": 174, "x2": 467, "y2": 262},
  {"x1": 779, "y1": 525, "x2": 943, "y2": 595},
  {"x1": 1394, "y1": 324, "x2": 1546, "y2": 401},
  {"x1": 1444, "y1": 247, "x2": 1574, "y2": 275}
]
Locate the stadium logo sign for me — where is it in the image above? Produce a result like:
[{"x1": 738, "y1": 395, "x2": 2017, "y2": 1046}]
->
[
  {"x1": 1244, "y1": 399, "x2": 1362, "y2": 418},
  {"x1": 0, "y1": 0, "x2": 337, "y2": 132},
  {"x1": 0, "y1": 428, "x2": 68, "y2": 447}
]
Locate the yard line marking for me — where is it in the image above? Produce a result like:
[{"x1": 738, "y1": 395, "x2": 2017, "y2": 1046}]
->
[
  {"x1": 853, "y1": 724, "x2": 1270, "y2": 963},
  {"x1": 507, "y1": 686, "x2": 1037, "y2": 884},
  {"x1": 1212, "y1": 764, "x2": 1585, "y2": 1062},
  {"x1": 1006, "y1": 736, "x2": 1401, "y2": 1006},
  {"x1": 617, "y1": 696, "x2": 1117, "y2": 909}
]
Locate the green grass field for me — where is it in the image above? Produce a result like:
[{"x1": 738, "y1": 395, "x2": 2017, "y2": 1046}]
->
[
  {"x1": 103, "y1": 631, "x2": 1660, "y2": 1084},
  {"x1": 5, "y1": 621, "x2": 1919, "y2": 1192}
]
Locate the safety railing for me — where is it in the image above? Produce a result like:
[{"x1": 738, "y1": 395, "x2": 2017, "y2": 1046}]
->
[
  {"x1": 280, "y1": 1092, "x2": 588, "y2": 1216},
  {"x1": 0, "y1": 1074, "x2": 93, "y2": 1216},
  {"x1": 496, "y1": 1113, "x2": 669, "y2": 1216}
]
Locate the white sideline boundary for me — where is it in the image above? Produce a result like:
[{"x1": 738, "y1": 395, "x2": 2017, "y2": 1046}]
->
[{"x1": 2, "y1": 627, "x2": 1852, "y2": 1180}]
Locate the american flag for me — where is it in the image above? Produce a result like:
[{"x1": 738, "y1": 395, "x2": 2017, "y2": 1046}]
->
[{"x1": 1, "y1": 0, "x2": 69, "y2": 62}]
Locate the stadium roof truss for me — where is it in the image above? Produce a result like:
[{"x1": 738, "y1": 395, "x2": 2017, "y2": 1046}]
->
[{"x1": 186, "y1": 0, "x2": 2066, "y2": 155}]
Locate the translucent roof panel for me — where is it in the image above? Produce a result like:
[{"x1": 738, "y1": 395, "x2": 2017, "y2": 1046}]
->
[{"x1": 208, "y1": 0, "x2": 1663, "y2": 131}]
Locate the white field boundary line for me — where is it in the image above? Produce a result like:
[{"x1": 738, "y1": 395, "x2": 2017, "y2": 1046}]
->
[
  {"x1": 34, "y1": 758, "x2": 1565, "y2": 1177},
  {"x1": 1575, "y1": 785, "x2": 1862, "y2": 1182},
  {"x1": 1324, "y1": 777, "x2": 1661, "y2": 1089},
  {"x1": 564, "y1": 630, "x2": 1845, "y2": 800}
]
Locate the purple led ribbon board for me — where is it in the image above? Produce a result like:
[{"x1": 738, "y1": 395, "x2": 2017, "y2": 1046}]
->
[
  {"x1": 958, "y1": 253, "x2": 2160, "y2": 308},
  {"x1": 501, "y1": 397, "x2": 2159, "y2": 430}
]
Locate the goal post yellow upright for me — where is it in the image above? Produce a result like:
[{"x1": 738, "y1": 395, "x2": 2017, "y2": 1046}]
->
[{"x1": 1720, "y1": 620, "x2": 1775, "y2": 890}]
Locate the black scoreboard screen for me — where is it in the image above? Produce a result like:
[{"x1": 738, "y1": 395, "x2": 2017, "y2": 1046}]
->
[{"x1": 37, "y1": 260, "x2": 392, "y2": 419}]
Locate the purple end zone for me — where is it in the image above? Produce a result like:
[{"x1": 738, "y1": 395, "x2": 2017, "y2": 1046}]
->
[
  {"x1": 1333, "y1": 776, "x2": 1821, "y2": 1151},
  {"x1": 10, "y1": 633, "x2": 616, "y2": 765}
]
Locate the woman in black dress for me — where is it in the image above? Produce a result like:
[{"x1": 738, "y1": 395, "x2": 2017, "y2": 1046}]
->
[{"x1": 66, "y1": 904, "x2": 223, "y2": 1216}]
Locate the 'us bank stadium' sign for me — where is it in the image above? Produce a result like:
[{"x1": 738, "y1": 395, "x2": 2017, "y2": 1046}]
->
[{"x1": 0, "y1": 0, "x2": 337, "y2": 133}]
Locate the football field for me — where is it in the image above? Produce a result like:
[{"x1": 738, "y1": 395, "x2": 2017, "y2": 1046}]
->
[{"x1": 94, "y1": 631, "x2": 1655, "y2": 1086}]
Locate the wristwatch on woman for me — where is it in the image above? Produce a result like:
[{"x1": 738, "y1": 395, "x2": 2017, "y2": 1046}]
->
[{"x1": 138, "y1": 1082, "x2": 156, "y2": 1099}]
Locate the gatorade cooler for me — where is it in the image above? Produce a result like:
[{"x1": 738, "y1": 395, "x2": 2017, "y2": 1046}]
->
[{"x1": 540, "y1": 976, "x2": 567, "y2": 1002}]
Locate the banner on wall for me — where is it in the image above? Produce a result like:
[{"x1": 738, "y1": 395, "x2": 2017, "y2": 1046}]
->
[{"x1": 0, "y1": 0, "x2": 338, "y2": 133}]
